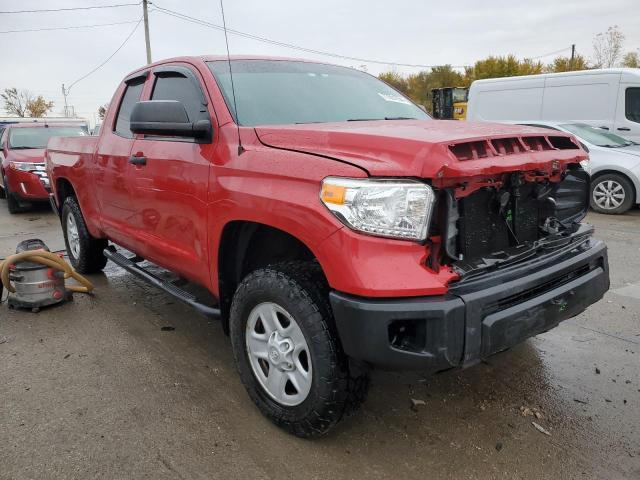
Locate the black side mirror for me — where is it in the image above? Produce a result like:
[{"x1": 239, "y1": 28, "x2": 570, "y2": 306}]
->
[{"x1": 130, "y1": 100, "x2": 212, "y2": 139}]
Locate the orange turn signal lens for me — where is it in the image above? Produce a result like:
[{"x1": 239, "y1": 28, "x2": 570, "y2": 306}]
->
[{"x1": 321, "y1": 183, "x2": 346, "y2": 205}]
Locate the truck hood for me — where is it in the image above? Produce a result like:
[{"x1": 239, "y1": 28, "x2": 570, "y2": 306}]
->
[
  {"x1": 255, "y1": 120, "x2": 587, "y2": 178},
  {"x1": 6, "y1": 148, "x2": 46, "y2": 162}
]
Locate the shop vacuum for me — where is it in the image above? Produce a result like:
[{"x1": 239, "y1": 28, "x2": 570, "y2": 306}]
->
[{"x1": 0, "y1": 239, "x2": 93, "y2": 313}]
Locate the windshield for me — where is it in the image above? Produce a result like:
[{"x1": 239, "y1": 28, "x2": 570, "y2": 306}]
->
[
  {"x1": 208, "y1": 60, "x2": 429, "y2": 126},
  {"x1": 560, "y1": 123, "x2": 634, "y2": 148},
  {"x1": 8, "y1": 126, "x2": 88, "y2": 149}
]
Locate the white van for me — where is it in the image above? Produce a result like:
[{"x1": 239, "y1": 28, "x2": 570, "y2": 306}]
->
[{"x1": 467, "y1": 68, "x2": 640, "y2": 142}]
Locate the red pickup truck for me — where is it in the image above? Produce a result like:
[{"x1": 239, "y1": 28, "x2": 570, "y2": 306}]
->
[{"x1": 47, "y1": 56, "x2": 609, "y2": 437}]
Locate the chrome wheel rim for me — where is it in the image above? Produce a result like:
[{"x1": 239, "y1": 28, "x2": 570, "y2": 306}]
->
[
  {"x1": 593, "y1": 180, "x2": 625, "y2": 210},
  {"x1": 66, "y1": 213, "x2": 81, "y2": 259},
  {"x1": 245, "y1": 302, "x2": 312, "y2": 406}
]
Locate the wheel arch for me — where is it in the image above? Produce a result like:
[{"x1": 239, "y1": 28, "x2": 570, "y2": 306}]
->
[{"x1": 217, "y1": 220, "x2": 326, "y2": 334}]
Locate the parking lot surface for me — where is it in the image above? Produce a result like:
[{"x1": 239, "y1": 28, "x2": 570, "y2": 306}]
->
[{"x1": 1, "y1": 203, "x2": 639, "y2": 480}]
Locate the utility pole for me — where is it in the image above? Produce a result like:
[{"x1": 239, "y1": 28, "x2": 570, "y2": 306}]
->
[
  {"x1": 61, "y1": 84, "x2": 69, "y2": 117},
  {"x1": 570, "y1": 44, "x2": 576, "y2": 70},
  {"x1": 142, "y1": 0, "x2": 152, "y2": 64}
]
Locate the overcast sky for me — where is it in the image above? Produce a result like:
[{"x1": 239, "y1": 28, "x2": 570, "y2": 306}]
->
[{"x1": 1, "y1": 0, "x2": 639, "y2": 125}]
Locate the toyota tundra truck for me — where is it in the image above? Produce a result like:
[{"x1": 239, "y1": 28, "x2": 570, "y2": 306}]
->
[{"x1": 46, "y1": 56, "x2": 610, "y2": 437}]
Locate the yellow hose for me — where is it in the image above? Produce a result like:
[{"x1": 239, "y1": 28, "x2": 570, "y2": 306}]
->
[{"x1": 0, "y1": 250, "x2": 93, "y2": 294}]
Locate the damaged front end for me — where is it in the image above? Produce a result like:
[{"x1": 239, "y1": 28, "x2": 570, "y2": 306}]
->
[{"x1": 433, "y1": 165, "x2": 591, "y2": 280}]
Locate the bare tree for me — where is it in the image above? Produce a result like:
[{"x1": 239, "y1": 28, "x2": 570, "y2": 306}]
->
[
  {"x1": 1, "y1": 87, "x2": 32, "y2": 117},
  {"x1": 98, "y1": 103, "x2": 109, "y2": 120},
  {"x1": 592, "y1": 26, "x2": 625, "y2": 68}
]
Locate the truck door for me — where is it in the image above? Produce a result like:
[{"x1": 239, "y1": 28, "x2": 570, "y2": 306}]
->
[
  {"x1": 615, "y1": 81, "x2": 640, "y2": 142},
  {"x1": 128, "y1": 64, "x2": 215, "y2": 287},
  {"x1": 94, "y1": 73, "x2": 147, "y2": 249}
]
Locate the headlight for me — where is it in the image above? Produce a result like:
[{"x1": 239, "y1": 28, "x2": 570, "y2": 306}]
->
[
  {"x1": 579, "y1": 160, "x2": 591, "y2": 175},
  {"x1": 9, "y1": 161, "x2": 46, "y2": 172},
  {"x1": 320, "y1": 177, "x2": 435, "y2": 241}
]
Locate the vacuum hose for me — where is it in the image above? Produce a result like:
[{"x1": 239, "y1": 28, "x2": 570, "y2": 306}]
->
[{"x1": 0, "y1": 250, "x2": 93, "y2": 295}]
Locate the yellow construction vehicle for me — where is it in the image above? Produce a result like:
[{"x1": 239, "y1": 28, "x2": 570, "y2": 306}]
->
[{"x1": 431, "y1": 87, "x2": 469, "y2": 120}]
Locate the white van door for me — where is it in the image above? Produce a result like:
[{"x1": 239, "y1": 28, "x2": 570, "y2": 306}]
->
[
  {"x1": 614, "y1": 72, "x2": 640, "y2": 142},
  {"x1": 542, "y1": 72, "x2": 619, "y2": 130}
]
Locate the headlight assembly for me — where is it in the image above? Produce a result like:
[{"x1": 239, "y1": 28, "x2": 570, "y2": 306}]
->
[{"x1": 320, "y1": 177, "x2": 435, "y2": 242}]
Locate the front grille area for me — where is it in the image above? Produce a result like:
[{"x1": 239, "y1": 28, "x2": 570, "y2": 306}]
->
[{"x1": 455, "y1": 168, "x2": 588, "y2": 262}]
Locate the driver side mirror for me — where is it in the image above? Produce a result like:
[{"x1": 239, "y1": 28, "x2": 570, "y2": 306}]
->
[{"x1": 130, "y1": 100, "x2": 212, "y2": 139}]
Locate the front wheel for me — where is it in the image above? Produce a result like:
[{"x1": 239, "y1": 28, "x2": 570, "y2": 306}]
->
[
  {"x1": 590, "y1": 173, "x2": 634, "y2": 214},
  {"x1": 61, "y1": 196, "x2": 108, "y2": 273},
  {"x1": 229, "y1": 261, "x2": 369, "y2": 438},
  {"x1": 3, "y1": 174, "x2": 27, "y2": 214}
]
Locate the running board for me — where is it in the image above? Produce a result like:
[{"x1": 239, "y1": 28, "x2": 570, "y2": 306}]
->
[{"x1": 103, "y1": 246, "x2": 221, "y2": 319}]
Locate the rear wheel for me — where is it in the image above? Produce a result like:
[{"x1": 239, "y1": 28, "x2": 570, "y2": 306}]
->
[
  {"x1": 61, "y1": 196, "x2": 108, "y2": 273},
  {"x1": 229, "y1": 261, "x2": 369, "y2": 438},
  {"x1": 590, "y1": 173, "x2": 634, "y2": 214}
]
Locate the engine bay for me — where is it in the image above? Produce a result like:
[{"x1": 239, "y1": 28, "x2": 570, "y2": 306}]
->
[{"x1": 437, "y1": 166, "x2": 590, "y2": 278}]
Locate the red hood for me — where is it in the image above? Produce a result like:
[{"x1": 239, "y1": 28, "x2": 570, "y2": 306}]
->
[
  {"x1": 255, "y1": 120, "x2": 587, "y2": 178},
  {"x1": 5, "y1": 148, "x2": 46, "y2": 162}
]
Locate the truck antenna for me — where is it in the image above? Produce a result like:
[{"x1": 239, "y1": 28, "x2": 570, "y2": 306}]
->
[{"x1": 219, "y1": 0, "x2": 244, "y2": 155}]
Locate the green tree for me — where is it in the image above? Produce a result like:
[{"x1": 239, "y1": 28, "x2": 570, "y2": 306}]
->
[
  {"x1": 622, "y1": 51, "x2": 640, "y2": 68},
  {"x1": 545, "y1": 54, "x2": 590, "y2": 72},
  {"x1": 464, "y1": 55, "x2": 543, "y2": 83},
  {"x1": 378, "y1": 71, "x2": 409, "y2": 95}
]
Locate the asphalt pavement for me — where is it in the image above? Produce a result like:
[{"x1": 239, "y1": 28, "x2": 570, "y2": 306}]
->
[{"x1": 1, "y1": 202, "x2": 639, "y2": 480}]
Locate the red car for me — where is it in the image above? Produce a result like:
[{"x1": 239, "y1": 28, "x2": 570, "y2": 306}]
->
[
  {"x1": 47, "y1": 56, "x2": 609, "y2": 437},
  {"x1": 0, "y1": 123, "x2": 88, "y2": 213}
]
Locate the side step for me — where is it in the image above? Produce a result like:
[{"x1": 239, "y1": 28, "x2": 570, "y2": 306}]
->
[{"x1": 103, "y1": 246, "x2": 221, "y2": 319}]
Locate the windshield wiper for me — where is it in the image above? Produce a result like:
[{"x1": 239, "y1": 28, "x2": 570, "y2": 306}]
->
[
  {"x1": 10, "y1": 146, "x2": 39, "y2": 150},
  {"x1": 346, "y1": 117, "x2": 418, "y2": 122}
]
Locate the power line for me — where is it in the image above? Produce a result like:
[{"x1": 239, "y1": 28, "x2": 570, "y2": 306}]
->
[
  {"x1": 0, "y1": 19, "x2": 140, "y2": 34},
  {"x1": 153, "y1": 5, "x2": 471, "y2": 69},
  {"x1": 0, "y1": 2, "x2": 140, "y2": 14},
  {"x1": 525, "y1": 46, "x2": 572, "y2": 60},
  {"x1": 66, "y1": 18, "x2": 143, "y2": 92}
]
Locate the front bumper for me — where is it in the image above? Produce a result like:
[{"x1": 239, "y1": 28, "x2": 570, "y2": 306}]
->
[
  {"x1": 6, "y1": 168, "x2": 50, "y2": 200},
  {"x1": 330, "y1": 238, "x2": 609, "y2": 370}
]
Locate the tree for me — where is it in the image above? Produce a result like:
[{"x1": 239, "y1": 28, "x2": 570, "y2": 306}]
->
[
  {"x1": 1, "y1": 87, "x2": 30, "y2": 117},
  {"x1": 378, "y1": 71, "x2": 409, "y2": 95},
  {"x1": 592, "y1": 26, "x2": 625, "y2": 68},
  {"x1": 26, "y1": 96, "x2": 54, "y2": 117},
  {"x1": 622, "y1": 51, "x2": 640, "y2": 68},
  {"x1": 545, "y1": 54, "x2": 590, "y2": 73},
  {"x1": 1, "y1": 88, "x2": 54, "y2": 117},
  {"x1": 98, "y1": 103, "x2": 109, "y2": 120},
  {"x1": 464, "y1": 55, "x2": 543, "y2": 83}
]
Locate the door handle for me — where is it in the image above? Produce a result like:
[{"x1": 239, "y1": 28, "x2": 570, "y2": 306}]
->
[
  {"x1": 617, "y1": 127, "x2": 631, "y2": 131},
  {"x1": 129, "y1": 155, "x2": 147, "y2": 166},
  {"x1": 598, "y1": 126, "x2": 609, "y2": 130}
]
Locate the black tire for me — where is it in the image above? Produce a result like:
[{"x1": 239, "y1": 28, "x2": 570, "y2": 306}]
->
[
  {"x1": 590, "y1": 173, "x2": 635, "y2": 214},
  {"x1": 230, "y1": 261, "x2": 369, "y2": 438},
  {"x1": 0, "y1": 173, "x2": 6, "y2": 199},
  {"x1": 61, "y1": 196, "x2": 108, "y2": 273},
  {"x1": 4, "y1": 176, "x2": 27, "y2": 214}
]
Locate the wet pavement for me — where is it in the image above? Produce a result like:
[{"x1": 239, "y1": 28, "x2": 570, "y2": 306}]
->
[{"x1": 1, "y1": 202, "x2": 639, "y2": 479}]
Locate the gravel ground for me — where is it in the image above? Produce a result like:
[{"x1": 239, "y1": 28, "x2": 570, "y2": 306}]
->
[{"x1": 1, "y1": 203, "x2": 639, "y2": 480}]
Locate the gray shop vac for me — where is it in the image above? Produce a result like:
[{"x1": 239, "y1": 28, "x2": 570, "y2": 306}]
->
[{"x1": 0, "y1": 239, "x2": 92, "y2": 313}]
